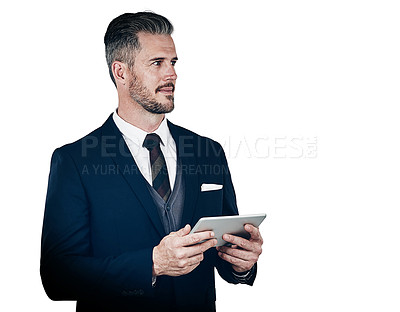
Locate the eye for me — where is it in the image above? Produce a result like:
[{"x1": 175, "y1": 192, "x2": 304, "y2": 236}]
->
[
  {"x1": 152, "y1": 61, "x2": 162, "y2": 66},
  {"x1": 171, "y1": 60, "x2": 177, "y2": 66}
]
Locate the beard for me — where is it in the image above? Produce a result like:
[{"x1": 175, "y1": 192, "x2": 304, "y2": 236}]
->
[{"x1": 129, "y1": 72, "x2": 175, "y2": 114}]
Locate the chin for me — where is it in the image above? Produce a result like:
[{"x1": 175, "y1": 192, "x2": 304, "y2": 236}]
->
[
  {"x1": 163, "y1": 103, "x2": 175, "y2": 114},
  {"x1": 148, "y1": 102, "x2": 174, "y2": 114},
  {"x1": 161, "y1": 98, "x2": 175, "y2": 113}
]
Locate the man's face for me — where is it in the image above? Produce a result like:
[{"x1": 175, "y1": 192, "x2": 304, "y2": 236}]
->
[{"x1": 128, "y1": 32, "x2": 178, "y2": 114}]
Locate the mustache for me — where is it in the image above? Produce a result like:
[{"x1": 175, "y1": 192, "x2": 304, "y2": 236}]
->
[{"x1": 155, "y1": 82, "x2": 175, "y2": 93}]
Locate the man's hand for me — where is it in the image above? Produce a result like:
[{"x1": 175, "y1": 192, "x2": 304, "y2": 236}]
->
[
  {"x1": 152, "y1": 224, "x2": 218, "y2": 277},
  {"x1": 217, "y1": 224, "x2": 263, "y2": 273}
]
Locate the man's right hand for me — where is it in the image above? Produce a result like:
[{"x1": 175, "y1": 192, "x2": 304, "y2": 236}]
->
[{"x1": 152, "y1": 224, "x2": 217, "y2": 277}]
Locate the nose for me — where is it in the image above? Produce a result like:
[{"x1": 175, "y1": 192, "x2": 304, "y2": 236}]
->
[{"x1": 164, "y1": 63, "x2": 177, "y2": 81}]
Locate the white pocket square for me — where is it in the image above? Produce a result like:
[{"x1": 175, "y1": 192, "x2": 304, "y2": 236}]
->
[{"x1": 201, "y1": 183, "x2": 223, "y2": 192}]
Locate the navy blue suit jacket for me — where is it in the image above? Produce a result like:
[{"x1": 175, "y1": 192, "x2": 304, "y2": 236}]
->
[{"x1": 40, "y1": 115, "x2": 256, "y2": 311}]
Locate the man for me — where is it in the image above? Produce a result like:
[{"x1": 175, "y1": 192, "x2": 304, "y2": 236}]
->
[{"x1": 40, "y1": 12, "x2": 263, "y2": 312}]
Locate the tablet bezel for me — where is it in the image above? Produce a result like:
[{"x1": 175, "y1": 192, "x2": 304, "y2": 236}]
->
[{"x1": 190, "y1": 213, "x2": 266, "y2": 247}]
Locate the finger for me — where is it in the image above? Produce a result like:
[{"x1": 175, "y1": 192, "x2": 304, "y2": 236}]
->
[
  {"x1": 180, "y1": 231, "x2": 215, "y2": 247},
  {"x1": 216, "y1": 244, "x2": 237, "y2": 251},
  {"x1": 185, "y1": 238, "x2": 218, "y2": 257},
  {"x1": 168, "y1": 261, "x2": 200, "y2": 276},
  {"x1": 218, "y1": 245, "x2": 257, "y2": 262},
  {"x1": 187, "y1": 253, "x2": 204, "y2": 266},
  {"x1": 222, "y1": 234, "x2": 253, "y2": 251},
  {"x1": 245, "y1": 224, "x2": 262, "y2": 241},
  {"x1": 176, "y1": 224, "x2": 191, "y2": 237},
  {"x1": 175, "y1": 252, "x2": 203, "y2": 269},
  {"x1": 182, "y1": 262, "x2": 201, "y2": 275},
  {"x1": 218, "y1": 250, "x2": 253, "y2": 271}
]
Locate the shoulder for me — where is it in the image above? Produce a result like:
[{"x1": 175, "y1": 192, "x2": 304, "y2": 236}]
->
[
  {"x1": 54, "y1": 127, "x2": 102, "y2": 157},
  {"x1": 52, "y1": 114, "x2": 116, "y2": 160}
]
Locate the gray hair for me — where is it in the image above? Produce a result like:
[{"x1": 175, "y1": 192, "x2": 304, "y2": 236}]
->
[{"x1": 104, "y1": 12, "x2": 174, "y2": 86}]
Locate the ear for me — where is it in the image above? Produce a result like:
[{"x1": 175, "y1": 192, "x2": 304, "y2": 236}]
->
[{"x1": 112, "y1": 61, "x2": 129, "y2": 86}]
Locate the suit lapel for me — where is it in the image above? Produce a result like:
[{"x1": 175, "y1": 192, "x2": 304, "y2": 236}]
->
[
  {"x1": 168, "y1": 121, "x2": 200, "y2": 228},
  {"x1": 101, "y1": 115, "x2": 166, "y2": 238}
]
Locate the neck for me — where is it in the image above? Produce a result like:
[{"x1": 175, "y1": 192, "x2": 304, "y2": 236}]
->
[{"x1": 117, "y1": 101, "x2": 165, "y2": 133}]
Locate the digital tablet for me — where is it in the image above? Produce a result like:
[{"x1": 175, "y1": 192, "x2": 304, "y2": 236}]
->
[{"x1": 190, "y1": 213, "x2": 267, "y2": 246}]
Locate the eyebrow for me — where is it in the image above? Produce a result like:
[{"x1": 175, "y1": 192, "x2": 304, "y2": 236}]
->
[{"x1": 149, "y1": 57, "x2": 178, "y2": 62}]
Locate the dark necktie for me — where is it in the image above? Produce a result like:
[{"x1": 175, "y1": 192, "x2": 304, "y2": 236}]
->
[{"x1": 143, "y1": 133, "x2": 171, "y2": 202}]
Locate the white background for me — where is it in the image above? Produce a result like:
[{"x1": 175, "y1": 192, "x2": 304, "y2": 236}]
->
[{"x1": 1, "y1": 0, "x2": 399, "y2": 311}]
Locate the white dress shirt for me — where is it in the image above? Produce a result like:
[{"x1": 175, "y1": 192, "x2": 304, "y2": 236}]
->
[{"x1": 113, "y1": 111, "x2": 177, "y2": 190}]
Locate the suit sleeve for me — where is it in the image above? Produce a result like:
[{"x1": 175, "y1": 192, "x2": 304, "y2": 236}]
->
[
  {"x1": 40, "y1": 148, "x2": 154, "y2": 301},
  {"x1": 214, "y1": 144, "x2": 257, "y2": 286}
]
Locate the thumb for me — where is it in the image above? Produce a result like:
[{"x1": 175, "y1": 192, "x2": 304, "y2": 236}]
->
[{"x1": 176, "y1": 224, "x2": 191, "y2": 237}]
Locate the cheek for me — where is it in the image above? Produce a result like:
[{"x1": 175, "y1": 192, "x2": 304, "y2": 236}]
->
[{"x1": 142, "y1": 72, "x2": 160, "y2": 93}]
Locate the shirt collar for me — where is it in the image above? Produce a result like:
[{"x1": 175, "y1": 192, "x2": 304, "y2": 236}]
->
[{"x1": 112, "y1": 110, "x2": 170, "y2": 147}]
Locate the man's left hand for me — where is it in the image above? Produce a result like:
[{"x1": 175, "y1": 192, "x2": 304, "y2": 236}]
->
[{"x1": 216, "y1": 224, "x2": 263, "y2": 273}]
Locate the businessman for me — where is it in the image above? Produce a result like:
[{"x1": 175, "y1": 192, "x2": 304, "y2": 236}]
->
[{"x1": 40, "y1": 12, "x2": 263, "y2": 312}]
